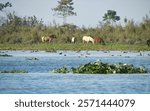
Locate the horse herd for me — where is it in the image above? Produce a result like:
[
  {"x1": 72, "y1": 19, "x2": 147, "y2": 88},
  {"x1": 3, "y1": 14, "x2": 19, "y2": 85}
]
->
[
  {"x1": 41, "y1": 34, "x2": 150, "y2": 46},
  {"x1": 41, "y1": 35, "x2": 105, "y2": 44}
]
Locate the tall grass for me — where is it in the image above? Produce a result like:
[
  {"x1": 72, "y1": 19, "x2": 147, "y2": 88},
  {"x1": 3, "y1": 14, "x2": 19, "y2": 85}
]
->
[{"x1": 0, "y1": 12, "x2": 150, "y2": 50}]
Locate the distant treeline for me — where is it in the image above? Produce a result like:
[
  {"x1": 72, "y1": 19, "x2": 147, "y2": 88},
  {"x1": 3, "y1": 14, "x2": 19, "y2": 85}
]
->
[{"x1": 0, "y1": 12, "x2": 150, "y2": 44}]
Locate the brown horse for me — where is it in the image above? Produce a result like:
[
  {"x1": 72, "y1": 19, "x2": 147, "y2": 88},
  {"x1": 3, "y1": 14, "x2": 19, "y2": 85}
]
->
[
  {"x1": 41, "y1": 36, "x2": 51, "y2": 42},
  {"x1": 41, "y1": 34, "x2": 56, "y2": 43},
  {"x1": 147, "y1": 39, "x2": 150, "y2": 46},
  {"x1": 94, "y1": 37, "x2": 105, "y2": 45}
]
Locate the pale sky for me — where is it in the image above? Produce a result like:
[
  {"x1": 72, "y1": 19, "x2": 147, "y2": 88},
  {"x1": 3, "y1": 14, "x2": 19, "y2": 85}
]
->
[{"x1": 1, "y1": 0, "x2": 150, "y2": 27}]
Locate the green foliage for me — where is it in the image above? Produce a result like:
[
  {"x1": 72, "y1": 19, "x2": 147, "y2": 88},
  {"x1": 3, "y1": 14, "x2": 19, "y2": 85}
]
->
[
  {"x1": 4, "y1": 12, "x2": 43, "y2": 27},
  {"x1": 0, "y1": 43, "x2": 149, "y2": 51},
  {"x1": 0, "y1": 12, "x2": 44, "y2": 44},
  {"x1": 0, "y1": 10, "x2": 150, "y2": 46},
  {"x1": 51, "y1": 65, "x2": 68, "y2": 73},
  {"x1": 103, "y1": 10, "x2": 120, "y2": 25},
  {"x1": 51, "y1": 60, "x2": 148, "y2": 74},
  {"x1": 0, "y1": 2, "x2": 149, "y2": 46},
  {"x1": 71, "y1": 60, "x2": 147, "y2": 74},
  {"x1": 0, "y1": 2, "x2": 12, "y2": 11}
]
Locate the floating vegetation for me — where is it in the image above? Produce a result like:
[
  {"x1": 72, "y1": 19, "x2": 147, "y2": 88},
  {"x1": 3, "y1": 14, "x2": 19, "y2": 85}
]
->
[
  {"x1": 45, "y1": 49, "x2": 57, "y2": 53},
  {"x1": 51, "y1": 65, "x2": 69, "y2": 74},
  {"x1": 51, "y1": 60, "x2": 148, "y2": 74},
  {"x1": 0, "y1": 70, "x2": 28, "y2": 73},
  {"x1": 26, "y1": 57, "x2": 39, "y2": 60},
  {"x1": 0, "y1": 54, "x2": 13, "y2": 57}
]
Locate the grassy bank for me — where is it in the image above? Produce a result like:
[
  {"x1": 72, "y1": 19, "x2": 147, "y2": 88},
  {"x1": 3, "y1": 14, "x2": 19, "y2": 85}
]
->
[
  {"x1": 0, "y1": 43, "x2": 149, "y2": 51},
  {"x1": 1, "y1": 13, "x2": 150, "y2": 49}
]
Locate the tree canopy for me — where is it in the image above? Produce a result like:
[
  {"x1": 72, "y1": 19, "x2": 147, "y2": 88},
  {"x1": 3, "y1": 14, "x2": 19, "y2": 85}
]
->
[
  {"x1": 0, "y1": 2, "x2": 12, "y2": 11},
  {"x1": 52, "y1": 0, "x2": 76, "y2": 24},
  {"x1": 103, "y1": 10, "x2": 120, "y2": 25}
]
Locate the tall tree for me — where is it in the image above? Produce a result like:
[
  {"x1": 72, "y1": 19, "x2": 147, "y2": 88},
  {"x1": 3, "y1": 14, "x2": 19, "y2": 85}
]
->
[
  {"x1": 52, "y1": 0, "x2": 76, "y2": 24},
  {"x1": 0, "y1": 2, "x2": 12, "y2": 25},
  {"x1": 103, "y1": 10, "x2": 120, "y2": 25},
  {"x1": 0, "y1": 2, "x2": 12, "y2": 11}
]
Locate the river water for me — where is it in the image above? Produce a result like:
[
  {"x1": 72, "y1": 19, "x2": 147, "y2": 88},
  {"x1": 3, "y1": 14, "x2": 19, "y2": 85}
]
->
[{"x1": 0, "y1": 50, "x2": 150, "y2": 94}]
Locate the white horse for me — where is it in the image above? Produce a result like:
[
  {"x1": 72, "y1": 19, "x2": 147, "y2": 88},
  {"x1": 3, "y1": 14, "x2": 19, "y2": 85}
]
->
[
  {"x1": 71, "y1": 37, "x2": 75, "y2": 43},
  {"x1": 82, "y1": 36, "x2": 94, "y2": 44},
  {"x1": 41, "y1": 36, "x2": 52, "y2": 43}
]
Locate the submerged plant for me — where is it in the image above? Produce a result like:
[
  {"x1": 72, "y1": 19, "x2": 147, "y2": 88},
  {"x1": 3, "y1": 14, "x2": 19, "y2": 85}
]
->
[
  {"x1": 0, "y1": 70, "x2": 28, "y2": 73},
  {"x1": 26, "y1": 57, "x2": 39, "y2": 60},
  {"x1": 51, "y1": 60, "x2": 148, "y2": 74},
  {"x1": 0, "y1": 54, "x2": 13, "y2": 57}
]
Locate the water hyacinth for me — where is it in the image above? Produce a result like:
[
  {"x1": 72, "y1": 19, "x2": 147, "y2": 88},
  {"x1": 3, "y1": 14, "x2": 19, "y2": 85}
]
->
[
  {"x1": 51, "y1": 65, "x2": 69, "y2": 74},
  {"x1": 51, "y1": 60, "x2": 148, "y2": 74}
]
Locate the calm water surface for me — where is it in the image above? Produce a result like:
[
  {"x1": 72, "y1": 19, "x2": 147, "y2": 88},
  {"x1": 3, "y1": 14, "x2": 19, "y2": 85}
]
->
[{"x1": 0, "y1": 50, "x2": 150, "y2": 94}]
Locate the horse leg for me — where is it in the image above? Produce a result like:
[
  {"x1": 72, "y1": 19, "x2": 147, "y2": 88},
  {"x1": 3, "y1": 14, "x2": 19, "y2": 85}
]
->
[
  {"x1": 41, "y1": 37, "x2": 44, "y2": 42},
  {"x1": 49, "y1": 38, "x2": 52, "y2": 43}
]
